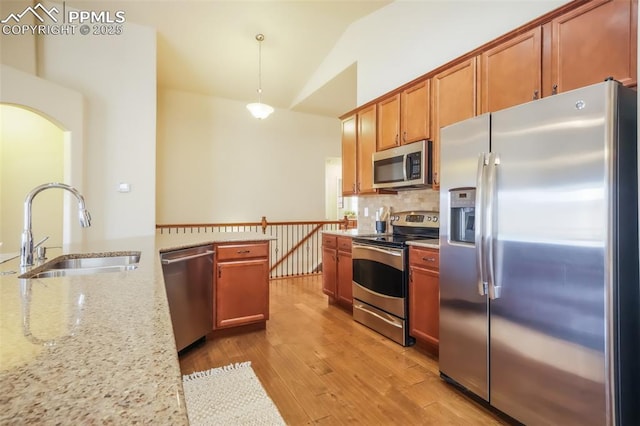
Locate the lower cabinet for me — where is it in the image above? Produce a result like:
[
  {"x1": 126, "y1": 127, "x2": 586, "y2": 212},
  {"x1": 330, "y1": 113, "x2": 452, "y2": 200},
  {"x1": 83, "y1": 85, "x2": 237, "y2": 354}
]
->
[
  {"x1": 214, "y1": 241, "x2": 269, "y2": 329},
  {"x1": 322, "y1": 234, "x2": 353, "y2": 309},
  {"x1": 409, "y1": 246, "x2": 440, "y2": 353}
]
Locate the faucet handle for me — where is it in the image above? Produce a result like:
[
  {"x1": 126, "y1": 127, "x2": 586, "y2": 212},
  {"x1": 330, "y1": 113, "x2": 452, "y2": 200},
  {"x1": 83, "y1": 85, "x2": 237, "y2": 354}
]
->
[{"x1": 34, "y1": 236, "x2": 49, "y2": 249}]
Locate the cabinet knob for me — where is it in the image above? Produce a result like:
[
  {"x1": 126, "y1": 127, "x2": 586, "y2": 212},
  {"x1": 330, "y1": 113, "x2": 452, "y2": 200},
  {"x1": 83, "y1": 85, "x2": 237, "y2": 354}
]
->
[
  {"x1": 403, "y1": 132, "x2": 407, "y2": 143},
  {"x1": 552, "y1": 84, "x2": 558, "y2": 95},
  {"x1": 533, "y1": 90, "x2": 539, "y2": 100},
  {"x1": 423, "y1": 257, "x2": 436, "y2": 262},
  {"x1": 352, "y1": 183, "x2": 356, "y2": 194},
  {"x1": 237, "y1": 250, "x2": 251, "y2": 254}
]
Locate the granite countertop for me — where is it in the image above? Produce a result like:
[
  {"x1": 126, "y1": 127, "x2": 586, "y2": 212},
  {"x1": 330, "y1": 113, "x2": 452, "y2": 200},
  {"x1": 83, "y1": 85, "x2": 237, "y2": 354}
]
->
[
  {"x1": 406, "y1": 239, "x2": 440, "y2": 249},
  {"x1": 321, "y1": 229, "x2": 362, "y2": 237},
  {"x1": 0, "y1": 232, "x2": 273, "y2": 424}
]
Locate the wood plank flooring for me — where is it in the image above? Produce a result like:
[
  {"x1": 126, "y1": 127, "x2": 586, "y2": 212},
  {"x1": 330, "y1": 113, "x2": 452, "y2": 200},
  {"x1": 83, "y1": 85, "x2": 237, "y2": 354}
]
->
[{"x1": 179, "y1": 275, "x2": 507, "y2": 425}]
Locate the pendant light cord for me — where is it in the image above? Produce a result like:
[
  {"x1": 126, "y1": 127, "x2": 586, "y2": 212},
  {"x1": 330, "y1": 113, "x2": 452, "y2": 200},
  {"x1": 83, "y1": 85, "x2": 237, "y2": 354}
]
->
[{"x1": 256, "y1": 33, "x2": 264, "y2": 103}]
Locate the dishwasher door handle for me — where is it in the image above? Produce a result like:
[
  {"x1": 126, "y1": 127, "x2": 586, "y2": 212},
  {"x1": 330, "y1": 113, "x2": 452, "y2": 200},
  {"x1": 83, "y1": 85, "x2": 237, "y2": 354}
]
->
[{"x1": 161, "y1": 250, "x2": 214, "y2": 265}]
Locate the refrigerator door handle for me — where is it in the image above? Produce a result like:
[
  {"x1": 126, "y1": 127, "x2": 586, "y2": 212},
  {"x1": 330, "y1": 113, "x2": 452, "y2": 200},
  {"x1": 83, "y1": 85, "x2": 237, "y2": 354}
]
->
[
  {"x1": 475, "y1": 153, "x2": 488, "y2": 296},
  {"x1": 486, "y1": 153, "x2": 501, "y2": 299}
]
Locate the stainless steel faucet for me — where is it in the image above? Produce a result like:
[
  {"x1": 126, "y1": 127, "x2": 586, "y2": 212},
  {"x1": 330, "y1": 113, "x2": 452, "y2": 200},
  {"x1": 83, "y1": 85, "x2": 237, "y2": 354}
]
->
[{"x1": 20, "y1": 183, "x2": 91, "y2": 267}]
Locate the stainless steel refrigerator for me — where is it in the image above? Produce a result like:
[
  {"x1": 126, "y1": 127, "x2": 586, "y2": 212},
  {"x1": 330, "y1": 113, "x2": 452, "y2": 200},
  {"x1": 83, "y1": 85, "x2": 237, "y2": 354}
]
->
[{"x1": 439, "y1": 80, "x2": 639, "y2": 425}]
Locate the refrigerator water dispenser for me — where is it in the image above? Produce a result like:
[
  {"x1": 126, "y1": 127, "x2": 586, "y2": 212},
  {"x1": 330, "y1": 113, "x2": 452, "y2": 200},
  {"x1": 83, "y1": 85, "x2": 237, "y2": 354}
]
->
[{"x1": 450, "y1": 188, "x2": 475, "y2": 244}]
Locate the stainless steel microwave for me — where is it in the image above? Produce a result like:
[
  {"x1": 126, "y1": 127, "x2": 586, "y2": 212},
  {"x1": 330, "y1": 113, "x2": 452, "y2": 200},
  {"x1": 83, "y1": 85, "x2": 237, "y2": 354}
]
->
[{"x1": 372, "y1": 140, "x2": 433, "y2": 190}]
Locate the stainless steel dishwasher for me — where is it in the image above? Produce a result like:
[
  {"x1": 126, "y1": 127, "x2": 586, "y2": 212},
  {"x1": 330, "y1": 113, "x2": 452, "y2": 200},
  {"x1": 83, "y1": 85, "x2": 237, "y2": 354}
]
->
[{"x1": 160, "y1": 245, "x2": 214, "y2": 352}]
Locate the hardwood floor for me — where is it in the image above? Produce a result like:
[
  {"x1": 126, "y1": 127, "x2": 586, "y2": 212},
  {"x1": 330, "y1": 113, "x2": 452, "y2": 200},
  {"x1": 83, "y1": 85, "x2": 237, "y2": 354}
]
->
[{"x1": 179, "y1": 275, "x2": 507, "y2": 425}]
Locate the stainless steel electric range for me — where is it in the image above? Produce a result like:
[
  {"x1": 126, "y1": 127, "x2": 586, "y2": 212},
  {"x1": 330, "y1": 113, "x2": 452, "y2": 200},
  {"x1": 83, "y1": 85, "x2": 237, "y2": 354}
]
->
[{"x1": 351, "y1": 210, "x2": 439, "y2": 346}]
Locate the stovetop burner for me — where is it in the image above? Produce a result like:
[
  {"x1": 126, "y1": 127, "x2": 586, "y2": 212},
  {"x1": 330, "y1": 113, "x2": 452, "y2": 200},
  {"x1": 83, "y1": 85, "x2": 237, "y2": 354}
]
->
[{"x1": 353, "y1": 210, "x2": 439, "y2": 248}]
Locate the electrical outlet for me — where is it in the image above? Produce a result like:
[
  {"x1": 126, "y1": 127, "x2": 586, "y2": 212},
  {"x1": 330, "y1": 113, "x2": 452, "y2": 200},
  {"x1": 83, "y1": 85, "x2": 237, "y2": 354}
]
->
[{"x1": 364, "y1": 207, "x2": 369, "y2": 217}]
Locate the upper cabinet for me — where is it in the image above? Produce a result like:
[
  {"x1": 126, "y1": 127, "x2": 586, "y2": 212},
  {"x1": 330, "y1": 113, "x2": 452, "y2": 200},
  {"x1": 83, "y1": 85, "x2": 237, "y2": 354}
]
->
[
  {"x1": 357, "y1": 104, "x2": 377, "y2": 195},
  {"x1": 341, "y1": 114, "x2": 357, "y2": 195},
  {"x1": 340, "y1": 0, "x2": 636, "y2": 191},
  {"x1": 480, "y1": 27, "x2": 542, "y2": 114},
  {"x1": 432, "y1": 57, "x2": 478, "y2": 189},
  {"x1": 546, "y1": 0, "x2": 637, "y2": 95},
  {"x1": 341, "y1": 106, "x2": 377, "y2": 196},
  {"x1": 377, "y1": 94, "x2": 400, "y2": 151},
  {"x1": 377, "y1": 80, "x2": 431, "y2": 151},
  {"x1": 401, "y1": 79, "x2": 431, "y2": 144}
]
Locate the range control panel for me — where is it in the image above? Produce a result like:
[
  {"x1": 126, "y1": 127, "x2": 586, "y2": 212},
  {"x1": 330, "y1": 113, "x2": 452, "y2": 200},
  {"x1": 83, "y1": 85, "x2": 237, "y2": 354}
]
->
[{"x1": 390, "y1": 210, "x2": 439, "y2": 228}]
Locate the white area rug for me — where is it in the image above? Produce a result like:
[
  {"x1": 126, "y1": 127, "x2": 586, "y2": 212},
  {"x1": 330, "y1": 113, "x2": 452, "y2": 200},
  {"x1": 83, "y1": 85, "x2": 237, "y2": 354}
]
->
[{"x1": 182, "y1": 361, "x2": 286, "y2": 426}]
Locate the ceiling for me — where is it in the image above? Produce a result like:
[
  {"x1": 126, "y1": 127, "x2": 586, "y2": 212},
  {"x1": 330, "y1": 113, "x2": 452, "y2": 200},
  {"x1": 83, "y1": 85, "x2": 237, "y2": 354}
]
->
[{"x1": 69, "y1": 0, "x2": 391, "y2": 117}]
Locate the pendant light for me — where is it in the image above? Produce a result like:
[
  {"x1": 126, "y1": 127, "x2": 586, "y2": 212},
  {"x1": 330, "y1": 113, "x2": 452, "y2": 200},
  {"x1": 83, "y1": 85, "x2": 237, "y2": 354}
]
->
[{"x1": 246, "y1": 33, "x2": 274, "y2": 119}]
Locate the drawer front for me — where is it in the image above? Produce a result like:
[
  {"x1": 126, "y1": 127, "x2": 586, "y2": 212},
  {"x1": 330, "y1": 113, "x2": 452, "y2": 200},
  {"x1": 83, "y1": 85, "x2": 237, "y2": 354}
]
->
[
  {"x1": 323, "y1": 234, "x2": 337, "y2": 249},
  {"x1": 409, "y1": 246, "x2": 439, "y2": 271},
  {"x1": 217, "y1": 242, "x2": 269, "y2": 261},
  {"x1": 337, "y1": 236, "x2": 352, "y2": 252}
]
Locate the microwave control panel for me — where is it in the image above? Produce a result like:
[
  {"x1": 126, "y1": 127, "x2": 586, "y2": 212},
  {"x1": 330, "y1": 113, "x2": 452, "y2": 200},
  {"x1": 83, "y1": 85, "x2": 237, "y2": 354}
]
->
[{"x1": 407, "y1": 152, "x2": 422, "y2": 179}]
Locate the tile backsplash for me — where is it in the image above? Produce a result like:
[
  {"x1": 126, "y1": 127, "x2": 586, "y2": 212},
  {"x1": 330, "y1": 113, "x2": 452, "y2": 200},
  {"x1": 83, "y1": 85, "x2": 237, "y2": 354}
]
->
[{"x1": 357, "y1": 188, "x2": 440, "y2": 233}]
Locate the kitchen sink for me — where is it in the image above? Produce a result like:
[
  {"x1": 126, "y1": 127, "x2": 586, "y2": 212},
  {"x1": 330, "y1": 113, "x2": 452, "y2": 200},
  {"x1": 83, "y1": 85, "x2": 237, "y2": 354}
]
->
[{"x1": 19, "y1": 252, "x2": 141, "y2": 279}]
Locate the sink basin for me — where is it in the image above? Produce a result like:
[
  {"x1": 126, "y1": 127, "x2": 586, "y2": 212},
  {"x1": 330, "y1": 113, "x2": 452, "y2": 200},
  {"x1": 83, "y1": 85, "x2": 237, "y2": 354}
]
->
[{"x1": 20, "y1": 252, "x2": 141, "y2": 279}]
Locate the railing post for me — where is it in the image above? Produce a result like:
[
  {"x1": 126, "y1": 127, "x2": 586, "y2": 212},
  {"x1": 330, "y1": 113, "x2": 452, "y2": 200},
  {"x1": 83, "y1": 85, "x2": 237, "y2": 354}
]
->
[
  {"x1": 261, "y1": 216, "x2": 267, "y2": 234},
  {"x1": 341, "y1": 215, "x2": 349, "y2": 230}
]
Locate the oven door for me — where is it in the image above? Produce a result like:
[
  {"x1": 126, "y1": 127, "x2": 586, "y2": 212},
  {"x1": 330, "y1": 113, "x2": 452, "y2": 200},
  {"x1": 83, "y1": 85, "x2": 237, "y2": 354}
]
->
[{"x1": 351, "y1": 242, "x2": 406, "y2": 318}]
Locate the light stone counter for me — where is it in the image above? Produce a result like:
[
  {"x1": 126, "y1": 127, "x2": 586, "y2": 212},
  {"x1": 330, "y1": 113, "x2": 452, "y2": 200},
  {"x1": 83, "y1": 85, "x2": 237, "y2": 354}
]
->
[
  {"x1": 0, "y1": 232, "x2": 273, "y2": 424},
  {"x1": 406, "y1": 238, "x2": 440, "y2": 249},
  {"x1": 321, "y1": 229, "x2": 369, "y2": 237}
]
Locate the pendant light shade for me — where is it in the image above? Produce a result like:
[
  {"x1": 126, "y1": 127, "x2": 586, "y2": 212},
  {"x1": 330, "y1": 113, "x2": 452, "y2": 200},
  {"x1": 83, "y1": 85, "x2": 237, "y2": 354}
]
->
[
  {"x1": 246, "y1": 102, "x2": 274, "y2": 119},
  {"x1": 247, "y1": 34, "x2": 274, "y2": 120}
]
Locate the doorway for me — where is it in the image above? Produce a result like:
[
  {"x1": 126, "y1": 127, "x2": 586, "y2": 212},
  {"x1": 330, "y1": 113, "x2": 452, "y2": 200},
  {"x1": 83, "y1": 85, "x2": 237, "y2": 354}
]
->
[{"x1": 0, "y1": 105, "x2": 65, "y2": 252}]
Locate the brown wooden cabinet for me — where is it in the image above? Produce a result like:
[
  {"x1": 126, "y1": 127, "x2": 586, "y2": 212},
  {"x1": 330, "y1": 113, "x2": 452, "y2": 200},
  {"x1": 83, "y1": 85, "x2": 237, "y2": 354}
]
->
[
  {"x1": 432, "y1": 57, "x2": 478, "y2": 189},
  {"x1": 356, "y1": 104, "x2": 377, "y2": 195},
  {"x1": 401, "y1": 79, "x2": 430, "y2": 144},
  {"x1": 322, "y1": 235, "x2": 337, "y2": 297},
  {"x1": 214, "y1": 241, "x2": 269, "y2": 329},
  {"x1": 409, "y1": 246, "x2": 440, "y2": 353},
  {"x1": 377, "y1": 80, "x2": 430, "y2": 151},
  {"x1": 546, "y1": 0, "x2": 637, "y2": 96},
  {"x1": 341, "y1": 106, "x2": 377, "y2": 196},
  {"x1": 322, "y1": 234, "x2": 353, "y2": 309},
  {"x1": 341, "y1": 114, "x2": 357, "y2": 195},
  {"x1": 336, "y1": 236, "x2": 353, "y2": 306},
  {"x1": 480, "y1": 27, "x2": 542, "y2": 113},
  {"x1": 377, "y1": 93, "x2": 400, "y2": 151}
]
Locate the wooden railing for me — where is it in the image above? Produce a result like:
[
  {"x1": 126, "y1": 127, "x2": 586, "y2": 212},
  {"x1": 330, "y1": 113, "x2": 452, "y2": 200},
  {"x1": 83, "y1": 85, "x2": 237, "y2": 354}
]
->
[{"x1": 156, "y1": 217, "x2": 353, "y2": 278}]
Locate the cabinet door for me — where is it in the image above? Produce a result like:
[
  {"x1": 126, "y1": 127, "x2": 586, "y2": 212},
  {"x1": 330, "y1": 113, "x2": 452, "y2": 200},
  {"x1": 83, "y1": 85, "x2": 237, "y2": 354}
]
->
[
  {"x1": 337, "y1": 250, "x2": 353, "y2": 306},
  {"x1": 322, "y1": 246, "x2": 337, "y2": 297},
  {"x1": 548, "y1": 0, "x2": 637, "y2": 94},
  {"x1": 401, "y1": 79, "x2": 430, "y2": 144},
  {"x1": 357, "y1": 104, "x2": 377, "y2": 194},
  {"x1": 409, "y1": 265, "x2": 440, "y2": 348},
  {"x1": 480, "y1": 27, "x2": 542, "y2": 113},
  {"x1": 432, "y1": 57, "x2": 478, "y2": 189},
  {"x1": 341, "y1": 114, "x2": 357, "y2": 196},
  {"x1": 377, "y1": 94, "x2": 400, "y2": 151},
  {"x1": 215, "y1": 259, "x2": 269, "y2": 328}
]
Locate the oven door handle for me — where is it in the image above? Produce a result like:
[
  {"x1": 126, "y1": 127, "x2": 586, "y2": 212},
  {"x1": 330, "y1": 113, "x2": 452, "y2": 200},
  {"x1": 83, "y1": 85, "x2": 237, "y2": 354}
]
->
[
  {"x1": 354, "y1": 302, "x2": 402, "y2": 329},
  {"x1": 352, "y1": 243, "x2": 403, "y2": 257}
]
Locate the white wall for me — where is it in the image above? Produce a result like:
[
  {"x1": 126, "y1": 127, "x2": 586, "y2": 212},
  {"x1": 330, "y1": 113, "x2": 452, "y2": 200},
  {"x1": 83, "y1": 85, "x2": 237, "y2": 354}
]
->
[
  {"x1": 296, "y1": 0, "x2": 568, "y2": 107},
  {"x1": 157, "y1": 89, "x2": 341, "y2": 223},
  {"x1": 37, "y1": 13, "x2": 157, "y2": 240},
  {"x1": 0, "y1": 0, "x2": 36, "y2": 74}
]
